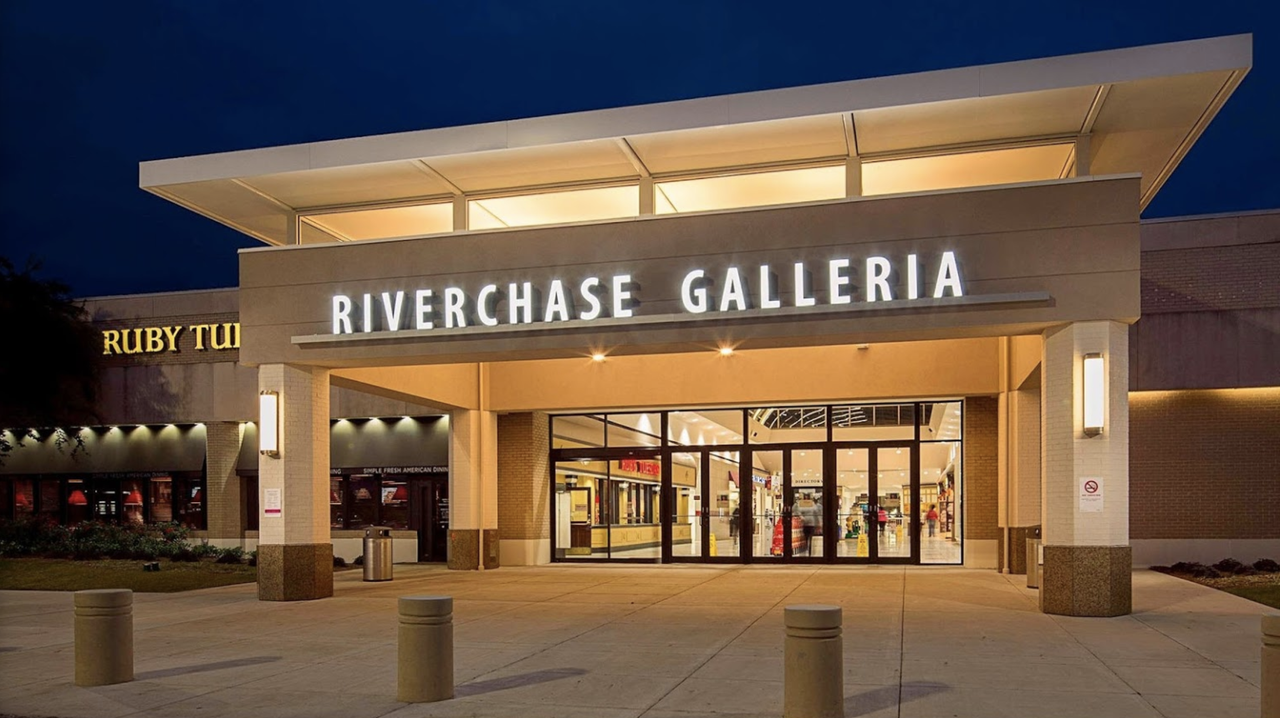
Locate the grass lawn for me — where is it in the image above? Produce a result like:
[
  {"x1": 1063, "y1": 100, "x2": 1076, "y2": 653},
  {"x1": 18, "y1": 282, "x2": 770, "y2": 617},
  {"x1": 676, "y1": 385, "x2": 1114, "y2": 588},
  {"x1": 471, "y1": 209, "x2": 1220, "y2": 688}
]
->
[
  {"x1": 0, "y1": 558, "x2": 256, "y2": 593},
  {"x1": 1223, "y1": 584, "x2": 1280, "y2": 610}
]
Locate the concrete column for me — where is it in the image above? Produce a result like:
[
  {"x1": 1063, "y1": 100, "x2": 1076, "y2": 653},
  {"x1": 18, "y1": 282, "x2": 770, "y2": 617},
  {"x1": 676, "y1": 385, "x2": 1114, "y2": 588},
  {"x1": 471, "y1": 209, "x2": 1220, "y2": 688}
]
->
[
  {"x1": 397, "y1": 596, "x2": 454, "y2": 703},
  {"x1": 496, "y1": 412, "x2": 551, "y2": 566},
  {"x1": 1040, "y1": 321, "x2": 1131, "y2": 616},
  {"x1": 204, "y1": 422, "x2": 245, "y2": 543},
  {"x1": 257, "y1": 363, "x2": 333, "y2": 601},
  {"x1": 74, "y1": 589, "x2": 132, "y2": 686},
  {"x1": 1264, "y1": 614, "x2": 1280, "y2": 718},
  {"x1": 449, "y1": 406, "x2": 498, "y2": 570},
  {"x1": 784, "y1": 605, "x2": 843, "y2": 718}
]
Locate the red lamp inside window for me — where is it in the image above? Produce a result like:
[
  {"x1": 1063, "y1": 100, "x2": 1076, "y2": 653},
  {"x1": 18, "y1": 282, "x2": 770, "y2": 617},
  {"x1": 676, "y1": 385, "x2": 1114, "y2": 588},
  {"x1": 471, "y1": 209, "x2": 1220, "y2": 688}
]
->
[
  {"x1": 125, "y1": 490, "x2": 143, "y2": 506},
  {"x1": 391, "y1": 485, "x2": 408, "y2": 502},
  {"x1": 192, "y1": 488, "x2": 204, "y2": 504},
  {"x1": 68, "y1": 489, "x2": 88, "y2": 506}
]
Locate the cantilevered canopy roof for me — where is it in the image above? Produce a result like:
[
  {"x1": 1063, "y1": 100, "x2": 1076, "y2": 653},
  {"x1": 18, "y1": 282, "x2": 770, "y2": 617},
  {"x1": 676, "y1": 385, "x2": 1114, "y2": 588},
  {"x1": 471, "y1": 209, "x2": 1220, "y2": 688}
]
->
[{"x1": 140, "y1": 34, "x2": 1251, "y2": 245}]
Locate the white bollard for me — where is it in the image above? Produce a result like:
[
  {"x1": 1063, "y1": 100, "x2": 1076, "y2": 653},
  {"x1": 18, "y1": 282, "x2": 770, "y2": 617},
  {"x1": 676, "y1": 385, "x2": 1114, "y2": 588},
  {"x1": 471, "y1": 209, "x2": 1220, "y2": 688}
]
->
[
  {"x1": 397, "y1": 596, "x2": 454, "y2": 703},
  {"x1": 74, "y1": 589, "x2": 133, "y2": 687},
  {"x1": 784, "y1": 604, "x2": 843, "y2": 718},
  {"x1": 1264, "y1": 614, "x2": 1280, "y2": 718}
]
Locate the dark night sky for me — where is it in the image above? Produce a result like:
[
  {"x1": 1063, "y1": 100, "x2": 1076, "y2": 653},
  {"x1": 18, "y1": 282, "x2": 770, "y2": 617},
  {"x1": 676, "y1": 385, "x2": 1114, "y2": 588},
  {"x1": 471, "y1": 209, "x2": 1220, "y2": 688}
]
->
[{"x1": 1, "y1": 1, "x2": 1276, "y2": 298}]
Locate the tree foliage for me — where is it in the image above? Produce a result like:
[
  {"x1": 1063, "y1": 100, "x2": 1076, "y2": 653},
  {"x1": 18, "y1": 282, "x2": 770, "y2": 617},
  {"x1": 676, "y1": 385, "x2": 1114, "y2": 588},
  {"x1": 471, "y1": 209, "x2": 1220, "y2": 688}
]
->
[{"x1": 0, "y1": 257, "x2": 101, "y2": 458}]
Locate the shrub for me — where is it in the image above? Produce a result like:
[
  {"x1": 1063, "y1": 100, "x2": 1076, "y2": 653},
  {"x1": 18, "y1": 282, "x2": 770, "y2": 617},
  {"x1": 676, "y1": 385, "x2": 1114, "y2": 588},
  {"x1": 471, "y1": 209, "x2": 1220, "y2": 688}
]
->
[
  {"x1": 171, "y1": 548, "x2": 199, "y2": 563},
  {"x1": 247, "y1": 549, "x2": 257, "y2": 567},
  {"x1": 1213, "y1": 558, "x2": 1245, "y2": 574},
  {"x1": 72, "y1": 548, "x2": 103, "y2": 561},
  {"x1": 215, "y1": 552, "x2": 242, "y2": 565},
  {"x1": 1170, "y1": 561, "x2": 1202, "y2": 573},
  {"x1": 333, "y1": 556, "x2": 347, "y2": 568},
  {"x1": 1191, "y1": 565, "x2": 1221, "y2": 579},
  {"x1": 353, "y1": 555, "x2": 364, "y2": 566},
  {"x1": 1254, "y1": 558, "x2": 1280, "y2": 573}
]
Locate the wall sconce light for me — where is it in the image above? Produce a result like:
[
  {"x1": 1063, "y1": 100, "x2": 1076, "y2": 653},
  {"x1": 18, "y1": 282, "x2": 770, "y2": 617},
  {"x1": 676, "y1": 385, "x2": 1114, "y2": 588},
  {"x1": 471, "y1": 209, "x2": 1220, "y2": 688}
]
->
[
  {"x1": 1082, "y1": 352, "x2": 1104, "y2": 437},
  {"x1": 259, "y1": 390, "x2": 280, "y2": 457}
]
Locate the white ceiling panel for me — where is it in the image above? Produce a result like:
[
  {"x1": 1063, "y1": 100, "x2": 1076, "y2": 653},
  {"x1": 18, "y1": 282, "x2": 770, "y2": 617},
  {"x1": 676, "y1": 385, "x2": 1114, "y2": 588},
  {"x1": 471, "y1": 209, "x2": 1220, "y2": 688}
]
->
[
  {"x1": 428, "y1": 140, "x2": 636, "y2": 193},
  {"x1": 243, "y1": 162, "x2": 454, "y2": 209},
  {"x1": 629, "y1": 115, "x2": 847, "y2": 175},
  {"x1": 855, "y1": 86, "x2": 1098, "y2": 155}
]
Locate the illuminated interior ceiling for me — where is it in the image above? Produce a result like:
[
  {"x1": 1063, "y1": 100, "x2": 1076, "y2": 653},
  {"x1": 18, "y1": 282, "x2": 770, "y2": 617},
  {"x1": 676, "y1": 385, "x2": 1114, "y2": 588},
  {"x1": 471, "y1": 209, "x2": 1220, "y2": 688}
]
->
[
  {"x1": 469, "y1": 185, "x2": 639, "y2": 229},
  {"x1": 302, "y1": 203, "x2": 453, "y2": 242},
  {"x1": 139, "y1": 35, "x2": 1252, "y2": 245}
]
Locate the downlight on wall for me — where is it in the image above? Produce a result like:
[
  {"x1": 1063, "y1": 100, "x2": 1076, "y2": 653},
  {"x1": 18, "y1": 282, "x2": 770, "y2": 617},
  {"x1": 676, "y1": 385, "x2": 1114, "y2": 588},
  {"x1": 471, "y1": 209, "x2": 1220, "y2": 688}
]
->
[
  {"x1": 1082, "y1": 352, "x2": 1105, "y2": 437},
  {"x1": 259, "y1": 390, "x2": 280, "y2": 457}
]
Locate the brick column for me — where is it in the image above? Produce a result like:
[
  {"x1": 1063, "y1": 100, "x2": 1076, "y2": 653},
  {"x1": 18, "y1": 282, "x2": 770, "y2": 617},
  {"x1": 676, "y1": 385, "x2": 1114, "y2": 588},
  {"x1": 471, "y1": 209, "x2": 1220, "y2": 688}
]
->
[
  {"x1": 257, "y1": 364, "x2": 333, "y2": 601},
  {"x1": 965, "y1": 397, "x2": 999, "y2": 568},
  {"x1": 1040, "y1": 321, "x2": 1131, "y2": 616},
  {"x1": 449, "y1": 408, "x2": 498, "y2": 570},
  {"x1": 497, "y1": 412, "x2": 550, "y2": 566},
  {"x1": 204, "y1": 422, "x2": 244, "y2": 542}
]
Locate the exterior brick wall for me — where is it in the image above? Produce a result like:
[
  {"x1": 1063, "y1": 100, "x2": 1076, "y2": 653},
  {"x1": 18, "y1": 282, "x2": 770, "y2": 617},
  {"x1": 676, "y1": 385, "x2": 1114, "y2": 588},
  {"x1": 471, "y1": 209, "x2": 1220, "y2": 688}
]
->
[
  {"x1": 964, "y1": 396, "x2": 999, "y2": 541},
  {"x1": 1130, "y1": 388, "x2": 1280, "y2": 539},
  {"x1": 1141, "y1": 242, "x2": 1280, "y2": 314},
  {"x1": 497, "y1": 412, "x2": 550, "y2": 541},
  {"x1": 204, "y1": 421, "x2": 244, "y2": 538}
]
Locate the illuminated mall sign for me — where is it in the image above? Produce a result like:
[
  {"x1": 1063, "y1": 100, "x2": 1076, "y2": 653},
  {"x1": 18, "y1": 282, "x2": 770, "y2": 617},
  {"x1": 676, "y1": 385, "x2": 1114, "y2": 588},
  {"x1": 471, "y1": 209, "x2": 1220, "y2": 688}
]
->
[
  {"x1": 329, "y1": 252, "x2": 964, "y2": 335},
  {"x1": 103, "y1": 323, "x2": 240, "y2": 356}
]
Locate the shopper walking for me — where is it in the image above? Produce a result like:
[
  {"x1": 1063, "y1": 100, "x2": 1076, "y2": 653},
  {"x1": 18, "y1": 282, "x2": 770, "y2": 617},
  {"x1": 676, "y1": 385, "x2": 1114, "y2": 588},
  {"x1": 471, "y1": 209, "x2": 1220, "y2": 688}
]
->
[
  {"x1": 877, "y1": 507, "x2": 888, "y2": 536},
  {"x1": 926, "y1": 504, "x2": 939, "y2": 537}
]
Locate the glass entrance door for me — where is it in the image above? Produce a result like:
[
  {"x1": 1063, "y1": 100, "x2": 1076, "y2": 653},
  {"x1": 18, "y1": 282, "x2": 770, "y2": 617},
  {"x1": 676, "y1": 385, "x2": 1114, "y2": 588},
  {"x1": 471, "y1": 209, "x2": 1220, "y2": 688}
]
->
[
  {"x1": 831, "y1": 443, "x2": 917, "y2": 563},
  {"x1": 748, "y1": 448, "x2": 824, "y2": 561},
  {"x1": 669, "y1": 448, "x2": 742, "y2": 561}
]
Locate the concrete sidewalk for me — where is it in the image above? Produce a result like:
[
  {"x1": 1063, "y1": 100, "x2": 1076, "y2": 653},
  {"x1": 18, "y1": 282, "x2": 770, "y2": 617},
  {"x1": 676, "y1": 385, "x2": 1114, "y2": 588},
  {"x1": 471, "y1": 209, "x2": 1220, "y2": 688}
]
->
[{"x1": 0, "y1": 566, "x2": 1265, "y2": 718}]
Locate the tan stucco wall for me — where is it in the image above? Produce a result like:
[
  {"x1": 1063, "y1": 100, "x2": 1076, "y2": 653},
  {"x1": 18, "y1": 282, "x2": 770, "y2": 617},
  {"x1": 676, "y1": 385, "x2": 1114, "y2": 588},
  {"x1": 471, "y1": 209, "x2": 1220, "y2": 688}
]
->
[{"x1": 237, "y1": 177, "x2": 1141, "y2": 370}]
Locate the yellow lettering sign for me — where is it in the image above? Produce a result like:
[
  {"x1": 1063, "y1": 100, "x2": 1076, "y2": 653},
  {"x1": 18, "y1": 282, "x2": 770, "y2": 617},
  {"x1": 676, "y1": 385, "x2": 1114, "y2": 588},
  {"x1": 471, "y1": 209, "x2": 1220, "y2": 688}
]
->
[{"x1": 100, "y1": 323, "x2": 239, "y2": 356}]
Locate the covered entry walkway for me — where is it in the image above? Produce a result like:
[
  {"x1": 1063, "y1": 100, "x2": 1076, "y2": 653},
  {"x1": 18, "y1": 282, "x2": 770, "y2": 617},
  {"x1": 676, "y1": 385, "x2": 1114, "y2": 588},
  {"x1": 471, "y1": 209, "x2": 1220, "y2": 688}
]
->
[{"x1": 0, "y1": 566, "x2": 1264, "y2": 717}]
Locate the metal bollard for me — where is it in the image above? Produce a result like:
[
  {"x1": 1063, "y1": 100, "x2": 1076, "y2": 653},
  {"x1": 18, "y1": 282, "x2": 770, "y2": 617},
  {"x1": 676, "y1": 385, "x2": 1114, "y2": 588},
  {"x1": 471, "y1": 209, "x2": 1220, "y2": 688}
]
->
[
  {"x1": 74, "y1": 589, "x2": 133, "y2": 687},
  {"x1": 784, "y1": 605, "x2": 843, "y2": 718},
  {"x1": 397, "y1": 596, "x2": 454, "y2": 703},
  {"x1": 1264, "y1": 614, "x2": 1280, "y2": 718}
]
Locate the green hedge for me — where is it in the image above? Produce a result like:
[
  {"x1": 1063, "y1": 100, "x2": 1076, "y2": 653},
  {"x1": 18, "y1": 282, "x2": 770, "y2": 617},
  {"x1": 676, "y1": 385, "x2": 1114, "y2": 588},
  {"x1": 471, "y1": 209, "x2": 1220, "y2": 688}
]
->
[{"x1": 0, "y1": 516, "x2": 212, "y2": 561}]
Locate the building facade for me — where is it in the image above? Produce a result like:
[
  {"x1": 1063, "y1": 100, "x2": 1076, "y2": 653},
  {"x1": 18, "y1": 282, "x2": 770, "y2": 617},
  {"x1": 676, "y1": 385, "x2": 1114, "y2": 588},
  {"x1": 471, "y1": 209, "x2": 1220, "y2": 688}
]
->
[{"x1": 4, "y1": 34, "x2": 1275, "y2": 618}]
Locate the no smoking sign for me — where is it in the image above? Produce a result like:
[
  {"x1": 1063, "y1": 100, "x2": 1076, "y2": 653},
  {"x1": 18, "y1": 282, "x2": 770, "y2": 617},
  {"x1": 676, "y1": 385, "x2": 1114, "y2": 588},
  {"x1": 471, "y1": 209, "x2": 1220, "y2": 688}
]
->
[{"x1": 1079, "y1": 477, "x2": 1104, "y2": 513}]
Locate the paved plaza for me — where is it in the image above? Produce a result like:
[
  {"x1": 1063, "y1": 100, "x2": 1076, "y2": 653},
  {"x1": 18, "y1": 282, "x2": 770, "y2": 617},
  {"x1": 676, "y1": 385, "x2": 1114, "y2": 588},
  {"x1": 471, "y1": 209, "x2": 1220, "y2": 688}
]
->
[{"x1": 0, "y1": 565, "x2": 1266, "y2": 718}]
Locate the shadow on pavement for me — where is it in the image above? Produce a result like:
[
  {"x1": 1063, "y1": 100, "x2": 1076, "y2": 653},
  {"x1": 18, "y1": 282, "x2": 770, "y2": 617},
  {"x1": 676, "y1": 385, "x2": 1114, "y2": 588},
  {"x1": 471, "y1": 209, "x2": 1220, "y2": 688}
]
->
[
  {"x1": 134, "y1": 656, "x2": 281, "y2": 680},
  {"x1": 847, "y1": 681, "x2": 950, "y2": 717},
  {"x1": 456, "y1": 668, "x2": 588, "y2": 697}
]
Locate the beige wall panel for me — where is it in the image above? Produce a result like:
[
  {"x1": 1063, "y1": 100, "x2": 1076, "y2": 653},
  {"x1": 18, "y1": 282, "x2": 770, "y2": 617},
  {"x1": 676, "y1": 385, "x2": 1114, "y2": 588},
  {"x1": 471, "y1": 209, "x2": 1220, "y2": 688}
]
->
[
  {"x1": 485, "y1": 339, "x2": 1000, "y2": 413},
  {"x1": 239, "y1": 178, "x2": 1140, "y2": 368},
  {"x1": 333, "y1": 365, "x2": 480, "y2": 410},
  {"x1": 1009, "y1": 335, "x2": 1042, "y2": 389}
]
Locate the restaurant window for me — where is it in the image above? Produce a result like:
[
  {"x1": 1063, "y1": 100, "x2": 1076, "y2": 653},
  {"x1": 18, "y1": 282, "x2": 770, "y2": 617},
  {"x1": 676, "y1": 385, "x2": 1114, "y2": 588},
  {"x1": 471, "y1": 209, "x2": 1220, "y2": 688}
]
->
[
  {"x1": 66, "y1": 480, "x2": 90, "y2": 525},
  {"x1": 150, "y1": 477, "x2": 174, "y2": 522},
  {"x1": 14, "y1": 479, "x2": 34, "y2": 517},
  {"x1": 329, "y1": 477, "x2": 344, "y2": 529},
  {"x1": 348, "y1": 475, "x2": 379, "y2": 529},
  {"x1": 381, "y1": 479, "x2": 409, "y2": 529},
  {"x1": 37, "y1": 479, "x2": 59, "y2": 519},
  {"x1": 0, "y1": 481, "x2": 11, "y2": 520},
  {"x1": 92, "y1": 480, "x2": 121, "y2": 522},
  {"x1": 172, "y1": 476, "x2": 205, "y2": 529},
  {"x1": 122, "y1": 480, "x2": 144, "y2": 524}
]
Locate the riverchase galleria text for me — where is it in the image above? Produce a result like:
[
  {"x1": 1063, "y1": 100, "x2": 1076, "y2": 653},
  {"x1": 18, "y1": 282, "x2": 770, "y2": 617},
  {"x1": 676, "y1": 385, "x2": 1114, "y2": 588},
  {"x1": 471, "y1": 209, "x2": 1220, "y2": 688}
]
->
[{"x1": 331, "y1": 251, "x2": 964, "y2": 334}]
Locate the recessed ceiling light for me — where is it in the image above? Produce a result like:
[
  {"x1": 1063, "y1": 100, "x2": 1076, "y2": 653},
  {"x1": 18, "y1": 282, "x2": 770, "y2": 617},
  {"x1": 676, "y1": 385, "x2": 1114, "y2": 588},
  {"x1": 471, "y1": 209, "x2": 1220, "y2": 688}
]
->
[
  {"x1": 719, "y1": 346, "x2": 734, "y2": 356},
  {"x1": 591, "y1": 353, "x2": 606, "y2": 362}
]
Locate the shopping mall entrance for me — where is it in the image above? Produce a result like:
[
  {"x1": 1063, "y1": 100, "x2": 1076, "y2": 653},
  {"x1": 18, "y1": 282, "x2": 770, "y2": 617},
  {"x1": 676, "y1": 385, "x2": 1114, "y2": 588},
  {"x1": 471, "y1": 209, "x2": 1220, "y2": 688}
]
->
[{"x1": 551, "y1": 403, "x2": 964, "y2": 565}]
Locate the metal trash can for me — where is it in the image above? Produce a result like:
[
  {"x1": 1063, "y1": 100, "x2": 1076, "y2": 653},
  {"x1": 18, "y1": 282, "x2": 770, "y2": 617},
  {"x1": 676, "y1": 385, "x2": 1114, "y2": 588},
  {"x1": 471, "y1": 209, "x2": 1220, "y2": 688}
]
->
[
  {"x1": 1026, "y1": 537, "x2": 1042, "y2": 589},
  {"x1": 363, "y1": 526, "x2": 393, "y2": 582}
]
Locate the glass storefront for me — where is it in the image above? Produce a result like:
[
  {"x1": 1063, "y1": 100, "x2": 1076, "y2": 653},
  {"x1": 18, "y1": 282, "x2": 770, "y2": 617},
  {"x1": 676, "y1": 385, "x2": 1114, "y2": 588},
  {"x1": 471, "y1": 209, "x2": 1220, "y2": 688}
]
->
[
  {"x1": 550, "y1": 401, "x2": 964, "y2": 564},
  {"x1": 0, "y1": 473, "x2": 206, "y2": 529}
]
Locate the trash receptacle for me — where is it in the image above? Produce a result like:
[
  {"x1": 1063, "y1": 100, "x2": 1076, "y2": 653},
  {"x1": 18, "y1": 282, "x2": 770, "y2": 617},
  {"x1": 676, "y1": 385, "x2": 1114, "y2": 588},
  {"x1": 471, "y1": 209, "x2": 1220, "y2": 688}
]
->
[
  {"x1": 363, "y1": 526, "x2": 393, "y2": 582},
  {"x1": 1026, "y1": 537, "x2": 1042, "y2": 589}
]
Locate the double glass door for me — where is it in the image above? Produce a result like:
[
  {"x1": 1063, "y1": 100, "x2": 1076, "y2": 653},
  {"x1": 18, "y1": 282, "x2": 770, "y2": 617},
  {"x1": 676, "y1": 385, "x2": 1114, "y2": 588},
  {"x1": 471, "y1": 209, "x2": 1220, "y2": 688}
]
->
[{"x1": 747, "y1": 444, "x2": 918, "y2": 563}]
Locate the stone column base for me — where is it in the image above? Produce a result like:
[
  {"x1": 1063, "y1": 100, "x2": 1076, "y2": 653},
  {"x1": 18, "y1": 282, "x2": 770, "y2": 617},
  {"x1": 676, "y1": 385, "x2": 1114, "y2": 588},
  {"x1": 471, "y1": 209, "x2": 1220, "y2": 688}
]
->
[
  {"x1": 1041, "y1": 545, "x2": 1131, "y2": 616},
  {"x1": 448, "y1": 529, "x2": 501, "y2": 570},
  {"x1": 258, "y1": 543, "x2": 334, "y2": 601}
]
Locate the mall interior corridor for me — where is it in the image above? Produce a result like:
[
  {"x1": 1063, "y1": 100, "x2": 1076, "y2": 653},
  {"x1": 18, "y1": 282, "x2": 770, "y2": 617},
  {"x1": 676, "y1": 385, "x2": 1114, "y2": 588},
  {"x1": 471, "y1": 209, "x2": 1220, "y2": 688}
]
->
[{"x1": 0, "y1": 565, "x2": 1263, "y2": 717}]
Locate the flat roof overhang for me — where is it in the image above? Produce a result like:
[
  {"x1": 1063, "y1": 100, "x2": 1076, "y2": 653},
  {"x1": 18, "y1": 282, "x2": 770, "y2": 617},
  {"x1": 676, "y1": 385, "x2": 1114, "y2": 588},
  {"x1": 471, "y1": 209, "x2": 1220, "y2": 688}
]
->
[{"x1": 139, "y1": 34, "x2": 1251, "y2": 245}]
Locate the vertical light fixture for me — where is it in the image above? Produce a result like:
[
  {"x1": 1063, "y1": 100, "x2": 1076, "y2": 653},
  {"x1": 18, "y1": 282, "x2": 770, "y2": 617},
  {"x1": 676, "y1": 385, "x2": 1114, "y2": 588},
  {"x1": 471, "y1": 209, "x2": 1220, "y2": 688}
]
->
[
  {"x1": 259, "y1": 390, "x2": 280, "y2": 456},
  {"x1": 1082, "y1": 352, "x2": 1104, "y2": 437}
]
